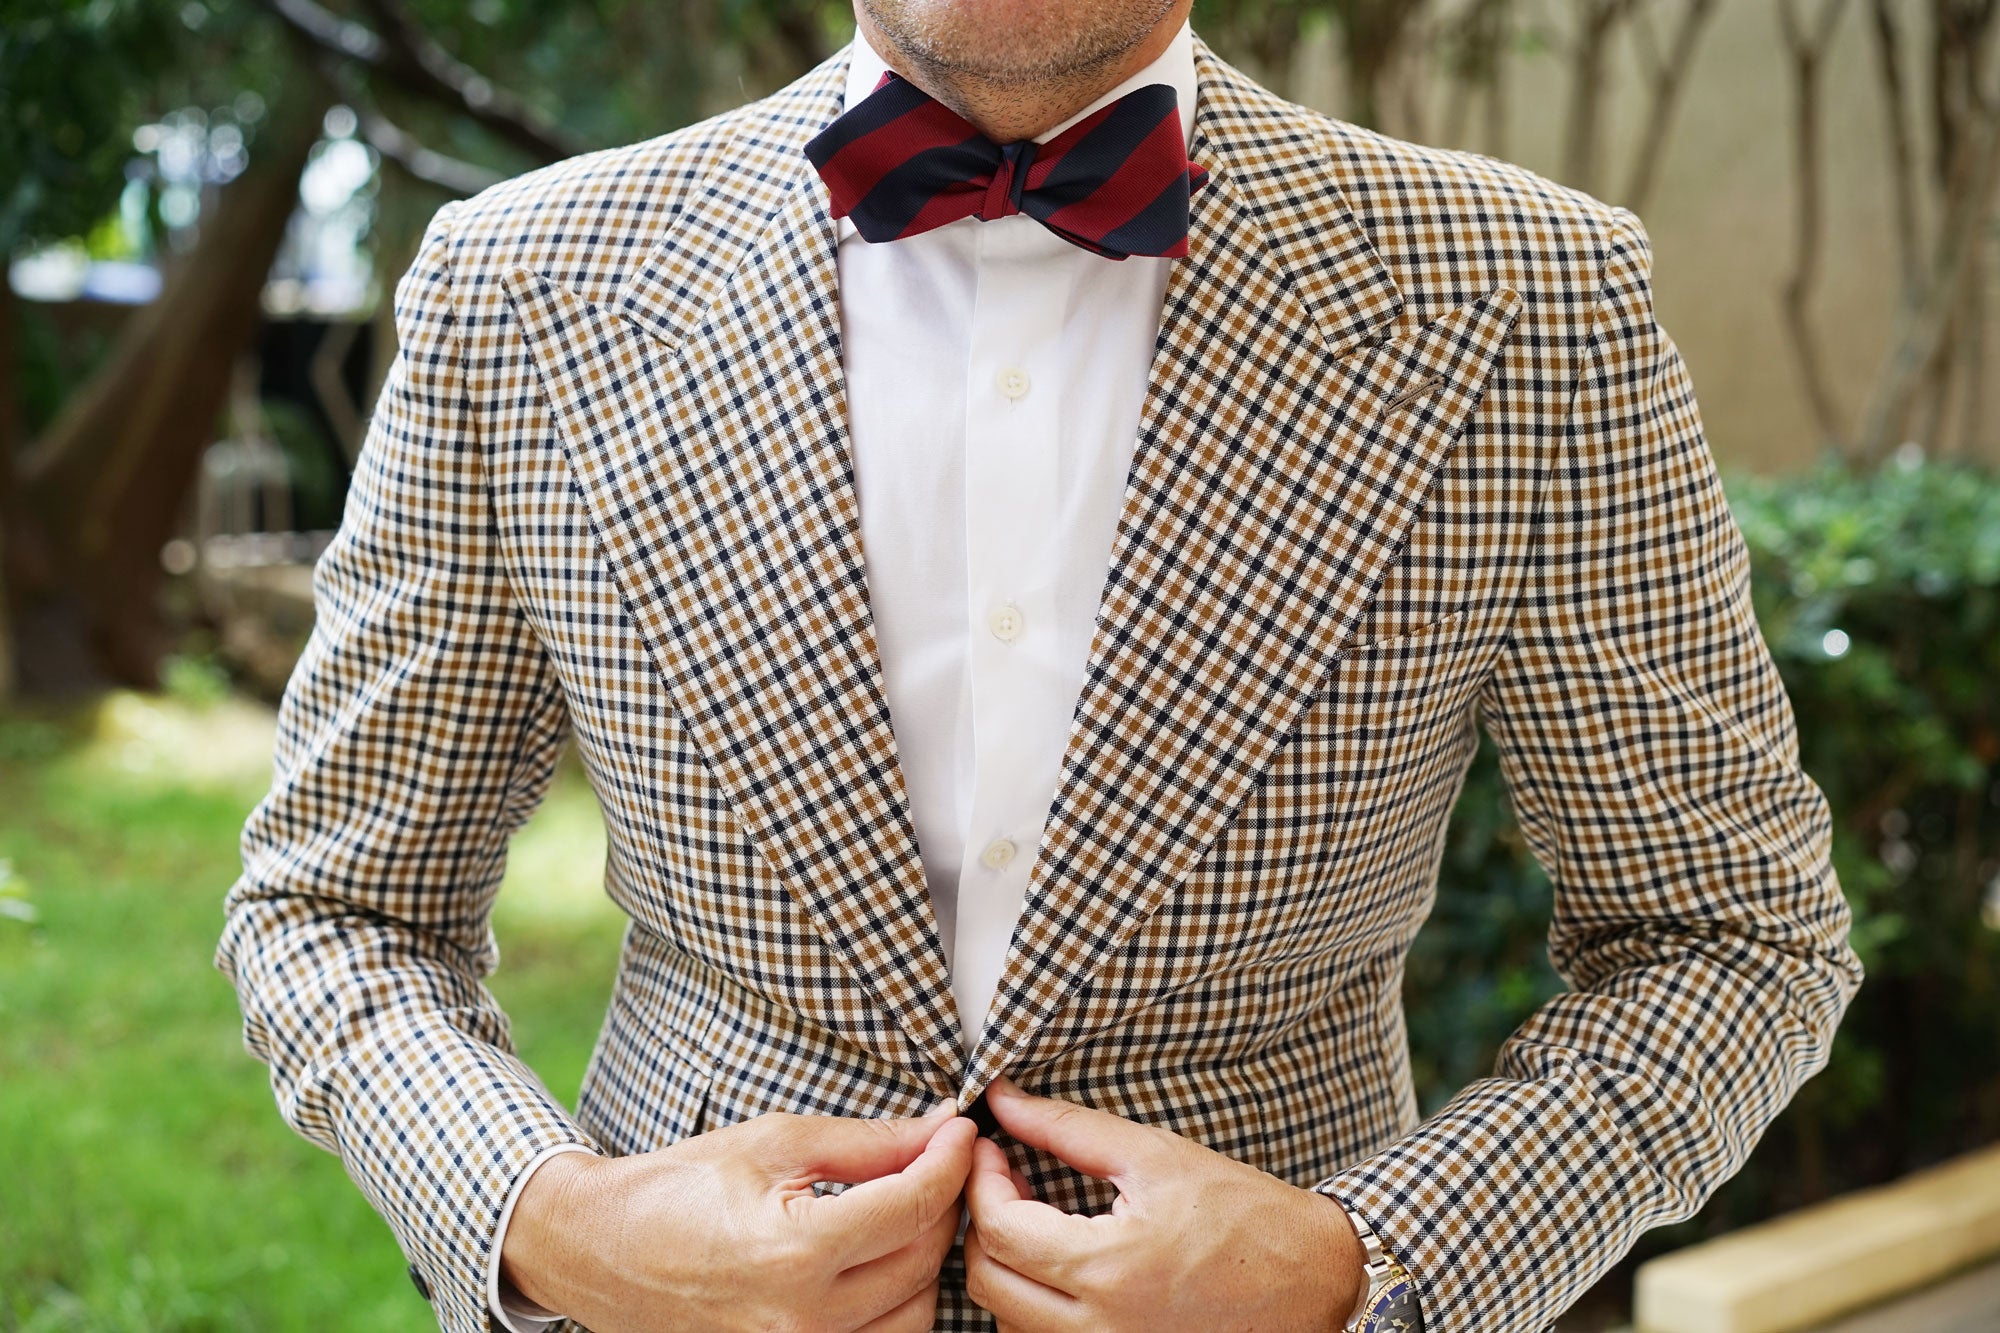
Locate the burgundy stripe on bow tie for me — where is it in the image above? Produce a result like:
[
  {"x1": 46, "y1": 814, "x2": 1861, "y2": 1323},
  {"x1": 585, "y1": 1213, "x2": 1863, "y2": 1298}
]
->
[{"x1": 804, "y1": 69, "x2": 1209, "y2": 260}]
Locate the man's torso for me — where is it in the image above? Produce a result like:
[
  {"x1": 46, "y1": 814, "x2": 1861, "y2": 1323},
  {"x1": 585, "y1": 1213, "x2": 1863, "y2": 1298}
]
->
[{"x1": 437, "y1": 28, "x2": 1618, "y2": 1329}]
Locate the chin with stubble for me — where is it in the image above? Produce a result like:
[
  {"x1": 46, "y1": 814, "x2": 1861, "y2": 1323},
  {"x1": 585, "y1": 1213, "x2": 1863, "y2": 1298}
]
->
[{"x1": 854, "y1": 0, "x2": 1188, "y2": 141}]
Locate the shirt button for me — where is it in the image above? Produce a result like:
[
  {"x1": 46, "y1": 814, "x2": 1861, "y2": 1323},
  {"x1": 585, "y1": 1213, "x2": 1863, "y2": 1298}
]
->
[
  {"x1": 996, "y1": 367, "x2": 1031, "y2": 400},
  {"x1": 979, "y1": 838, "x2": 1017, "y2": 870},
  {"x1": 988, "y1": 602, "x2": 1023, "y2": 642}
]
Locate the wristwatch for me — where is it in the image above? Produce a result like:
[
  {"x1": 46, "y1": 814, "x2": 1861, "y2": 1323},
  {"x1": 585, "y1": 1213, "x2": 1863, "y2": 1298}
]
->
[{"x1": 1332, "y1": 1197, "x2": 1423, "y2": 1332}]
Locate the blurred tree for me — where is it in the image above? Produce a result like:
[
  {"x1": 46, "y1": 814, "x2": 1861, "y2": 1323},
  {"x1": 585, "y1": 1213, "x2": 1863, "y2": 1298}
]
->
[
  {"x1": 3, "y1": 0, "x2": 307, "y2": 691},
  {"x1": 1848, "y1": 0, "x2": 1999, "y2": 462},
  {"x1": 18, "y1": 90, "x2": 331, "y2": 686},
  {"x1": 1773, "y1": 0, "x2": 1996, "y2": 462},
  {"x1": 2, "y1": 0, "x2": 843, "y2": 692},
  {"x1": 4, "y1": 0, "x2": 1994, "y2": 691},
  {"x1": 2, "y1": 0, "x2": 189, "y2": 699},
  {"x1": 0, "y1": 1, "x2": 188, "y2": 252}
]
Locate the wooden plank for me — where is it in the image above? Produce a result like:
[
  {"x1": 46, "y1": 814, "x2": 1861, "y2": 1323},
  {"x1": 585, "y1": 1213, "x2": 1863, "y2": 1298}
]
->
[{"x1": 1633, "y1": 1142, "x2": 2000, "y2": 1333}]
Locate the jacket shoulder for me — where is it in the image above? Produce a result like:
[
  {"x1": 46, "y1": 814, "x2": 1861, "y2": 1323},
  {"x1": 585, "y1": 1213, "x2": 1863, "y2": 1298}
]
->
[
  {"x1": 425, "y1": 95, "x2": 772, "y2": 304},
  {"x1": 1301, "y1": 110, "x2": 1625, "y2": 320}
]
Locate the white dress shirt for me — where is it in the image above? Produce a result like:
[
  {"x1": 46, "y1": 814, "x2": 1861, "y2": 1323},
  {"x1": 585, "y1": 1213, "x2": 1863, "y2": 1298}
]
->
[{"x1": 489, "y1": 20, "x2": 1198, "y2": 1326}]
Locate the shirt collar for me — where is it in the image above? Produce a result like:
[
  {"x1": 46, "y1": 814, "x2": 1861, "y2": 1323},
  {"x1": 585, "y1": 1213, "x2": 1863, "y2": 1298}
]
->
[{"x1": 833, "y1": 19, "x2": 1199, "y2": 243}]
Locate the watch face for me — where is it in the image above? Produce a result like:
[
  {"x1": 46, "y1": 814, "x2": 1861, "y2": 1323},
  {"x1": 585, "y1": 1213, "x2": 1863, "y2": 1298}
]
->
[{"x1": 1366, "y1": 1274, "x2": 1421, "y2": 1332}]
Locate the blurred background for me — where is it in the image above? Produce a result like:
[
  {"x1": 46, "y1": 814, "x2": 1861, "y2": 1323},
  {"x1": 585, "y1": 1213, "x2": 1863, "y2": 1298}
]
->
[{"x1": 2, "y1": 1, "x2": 1996, "y2": 1330}]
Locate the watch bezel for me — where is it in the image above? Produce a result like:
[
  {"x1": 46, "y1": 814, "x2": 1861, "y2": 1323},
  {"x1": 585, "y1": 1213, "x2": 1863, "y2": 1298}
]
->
[{"x1": 1358, "y1": 1265, "x2": 1420, "y2": 1332}]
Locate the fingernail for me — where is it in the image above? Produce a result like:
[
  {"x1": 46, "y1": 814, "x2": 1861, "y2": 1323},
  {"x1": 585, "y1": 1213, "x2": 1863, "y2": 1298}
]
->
[{"x1": 927, "y1": 1099, "x2": 959, "y2": 1118}]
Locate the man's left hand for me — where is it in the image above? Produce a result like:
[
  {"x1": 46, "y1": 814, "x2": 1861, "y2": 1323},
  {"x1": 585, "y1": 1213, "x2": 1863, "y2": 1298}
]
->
[{"x1": 962, "y1": 1075, "x2": 1364, "y2": 1332}]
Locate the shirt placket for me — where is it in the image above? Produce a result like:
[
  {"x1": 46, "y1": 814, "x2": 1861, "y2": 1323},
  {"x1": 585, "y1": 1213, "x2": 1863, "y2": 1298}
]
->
[{"x1": 953, "y1": 219, "x2": 1072, "y2": 1053}]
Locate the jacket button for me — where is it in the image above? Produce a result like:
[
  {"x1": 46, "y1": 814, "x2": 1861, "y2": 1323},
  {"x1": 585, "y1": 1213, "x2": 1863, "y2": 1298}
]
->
[
  {"x1": 408, "y1": 1263, "x2": 433, "y2": 1301},
  {"x1": 966, "y1": 1089, "x2": 1000, "y2": 1137}
]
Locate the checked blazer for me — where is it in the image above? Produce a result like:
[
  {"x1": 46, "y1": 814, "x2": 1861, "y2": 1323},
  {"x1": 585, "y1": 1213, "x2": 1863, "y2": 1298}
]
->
[{"x1": 217, "y1": 27, "x2": 1864, "y2": 1333}]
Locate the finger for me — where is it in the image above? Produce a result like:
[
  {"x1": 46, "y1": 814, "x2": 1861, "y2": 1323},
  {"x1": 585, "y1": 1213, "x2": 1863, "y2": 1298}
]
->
[
  {"x1": 964, "y1": 1223, "x2": 1087, "y2": 1331},
  {"x1": 964, "y1": 1135, "x2": 1094, "y2": 1291},
  {"x1": 967, "y1": 1134, "x2": 1025, "y2": 1208},
  {"x1": 855, "y1": 1278, "x2": 939, "y2": 1333},
  {"x1": 829, "y1": 1192, "x2": 959, "y2": 1324},
  {"x1": 983, "y1": 1075, "x2": 1160, "y2": 1183},
  {"x1": 763, "y1": 1105, "x2": 962, "y2": 1185},
  {"x1": 811, "y1": 1114, "x2": 976, "y2": 1267},
  {"x1": 966, "y1": 1134, "x2": 1036, "y2": 1204}
]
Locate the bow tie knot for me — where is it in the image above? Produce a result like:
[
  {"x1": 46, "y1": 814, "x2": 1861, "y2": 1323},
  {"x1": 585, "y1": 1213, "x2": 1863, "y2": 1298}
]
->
[
  {"x1": 981, "y1": 139, "x2": 1035, "y2": 222},
  {"x1": 804, "y1": 68, "x2": 1208, "y2": 260}
]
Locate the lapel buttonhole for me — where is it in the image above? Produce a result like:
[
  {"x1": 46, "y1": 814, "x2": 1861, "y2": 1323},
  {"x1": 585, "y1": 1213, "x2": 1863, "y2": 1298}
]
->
[{"x1": 1385, "y1": 373, "x2": 1447, "y2": 414}]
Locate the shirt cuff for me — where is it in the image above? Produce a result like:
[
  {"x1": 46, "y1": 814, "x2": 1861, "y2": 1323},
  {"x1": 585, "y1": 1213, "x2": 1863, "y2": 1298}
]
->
[{"x1": 487, "y1": 1142, "x2": 601, "y2": 1332}]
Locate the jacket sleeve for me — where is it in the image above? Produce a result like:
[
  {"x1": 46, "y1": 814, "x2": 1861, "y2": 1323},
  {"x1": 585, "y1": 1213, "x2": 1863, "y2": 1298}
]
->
[
  {"x1": 1313, "y1": 206, "x2": 1865, "y2": 1333},
  {"x1": 215, "y1": 199, "x2": 604, "y2": 1333}
]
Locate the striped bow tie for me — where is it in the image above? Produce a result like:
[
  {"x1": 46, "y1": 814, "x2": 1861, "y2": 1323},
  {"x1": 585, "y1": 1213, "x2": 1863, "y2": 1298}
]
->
[{"x1": 804, "y1": 68, "x2": 1209, "y2": 260}]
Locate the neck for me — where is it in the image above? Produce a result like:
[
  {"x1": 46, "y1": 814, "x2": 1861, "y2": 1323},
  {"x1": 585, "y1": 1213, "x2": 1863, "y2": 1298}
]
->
[{"x1": 853, "y1": 6, "x2": 1188, "y2": 144}]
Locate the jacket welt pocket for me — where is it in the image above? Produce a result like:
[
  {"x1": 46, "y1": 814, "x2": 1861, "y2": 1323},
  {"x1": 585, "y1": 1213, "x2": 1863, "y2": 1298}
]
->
[{"x1": 1337, "y1": 606, "x2": 1467, "y2": 657}]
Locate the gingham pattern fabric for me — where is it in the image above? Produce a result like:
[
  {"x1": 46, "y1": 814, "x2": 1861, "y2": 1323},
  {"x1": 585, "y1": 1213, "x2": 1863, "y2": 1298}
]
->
[
  {"x1": 803, "y1": 68, "x2": 1209, "y2": 257},
  {"x1": 216, "y1": 29, "x2": 1864, "y2": 1333}
]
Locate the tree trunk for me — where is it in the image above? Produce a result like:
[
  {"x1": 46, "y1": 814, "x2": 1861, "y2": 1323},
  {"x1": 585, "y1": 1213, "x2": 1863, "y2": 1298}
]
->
[
  {"x1": 1564, "y1": 0, "x2": 1634, "y2": 195},
  {"x1": 1778, "y1": 0, "x2": 1854, "y2": 447},
  {"x1": 1623, "y1": 0, "x2": 1720, "y2": 213},
  {"x1": 13, "y1": 83, "x2": 333, "y2": 691},
  {"x1": 0, "y1": 276, "x2": 17, "y2": 703},
  {"x1": 1342, "y1": 0, "x2": 1430, "y2": 135},
  {"x1": 1852, "y1": 110, "x2": 2000, "y2": 464}
]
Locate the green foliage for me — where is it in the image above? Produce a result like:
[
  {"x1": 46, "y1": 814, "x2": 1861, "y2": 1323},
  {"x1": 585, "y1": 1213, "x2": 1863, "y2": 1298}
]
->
[
  {"x1": 0, "y1": 0, "x2": 292, "y2": 255},
  {"x1": 14, "y1": 299, "x2": 121, "y2": 439},
  {"x1": 260, "y1": 395, "x2": 348, "y2": 529},
  {"x1": 1729, "y1": 451, "x2": 2000, "y2": 1181},
  {"x1": 160, "y1": 650, "x2": 235, "y2": 708},
  {"x1": 0, "y1": 696, "x2": 623, "y2": 1327},
  {"x1": 386, "y1": 0, "x2": 813, "y2": 154},
  {"x1": 1412, "y1": 452, "x2": 2000, "y2": 1243},
  {"x1": 0, "y1": 0, "x2": 181, "y2": 252},
  {"x1": 3, "y1": 0, "x2": 849, "y2": 321}
]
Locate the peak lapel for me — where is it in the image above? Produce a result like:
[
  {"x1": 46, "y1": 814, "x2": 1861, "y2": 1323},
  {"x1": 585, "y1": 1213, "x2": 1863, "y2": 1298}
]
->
[
  {"x1": 961, "y1": 33, "x2": 1522, "y2": 1097},
  {"x1": 502, "y1": 46, "x2": 966, "y2": 1088}
]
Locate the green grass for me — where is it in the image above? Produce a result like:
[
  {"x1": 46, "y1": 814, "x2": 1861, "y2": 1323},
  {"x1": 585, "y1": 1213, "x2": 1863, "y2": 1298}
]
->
[{"x1": 0, "y1": 689, "x2": 626, "y2": 1331}]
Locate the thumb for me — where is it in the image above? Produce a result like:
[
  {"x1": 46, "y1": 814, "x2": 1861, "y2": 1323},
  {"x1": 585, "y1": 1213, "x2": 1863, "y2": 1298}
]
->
[
  {"x1": 809, "y1": 1115, "x2": 977, "y2": 1268},
  {"x1": 965, "y1": 1133, "x2": 1025, "y2": 1212}
]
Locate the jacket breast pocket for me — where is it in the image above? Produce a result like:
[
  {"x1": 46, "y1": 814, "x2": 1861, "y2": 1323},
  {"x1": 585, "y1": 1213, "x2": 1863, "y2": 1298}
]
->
[
  {"x1": 1308, "y1": 607, "x2": 1486, "y2": 747},
  {"x1": 1339, "y1": 606, "x2": 1468, "y2": 657},
  {"x1": 1220, "y1": 609, "x2": 1490, "y2": 967}
]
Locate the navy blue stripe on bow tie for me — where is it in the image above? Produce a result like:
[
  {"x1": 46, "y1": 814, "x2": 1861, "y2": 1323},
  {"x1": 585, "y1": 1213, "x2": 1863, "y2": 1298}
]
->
[{"x1": 804, "y1": 68, "x2": 1208, "y2": 260}]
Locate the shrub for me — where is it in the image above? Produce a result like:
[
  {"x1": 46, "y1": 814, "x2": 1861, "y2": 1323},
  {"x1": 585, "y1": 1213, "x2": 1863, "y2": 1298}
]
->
[{"x1": 1409, "y1": 450, "x2": 2000, "y2": 1235}]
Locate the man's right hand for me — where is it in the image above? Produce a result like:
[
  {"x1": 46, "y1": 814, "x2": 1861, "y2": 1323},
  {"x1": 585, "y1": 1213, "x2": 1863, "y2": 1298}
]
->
[{"x1": 500, "y1": 1103, "x2": 977, "y2": 1332}]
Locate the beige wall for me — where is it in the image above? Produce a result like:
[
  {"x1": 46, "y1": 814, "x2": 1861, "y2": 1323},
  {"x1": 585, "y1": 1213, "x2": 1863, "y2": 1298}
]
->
[{"x1": 1266, "y1": 0, "x2": 1993, "y2": 475}]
